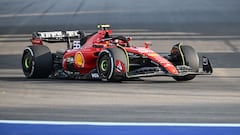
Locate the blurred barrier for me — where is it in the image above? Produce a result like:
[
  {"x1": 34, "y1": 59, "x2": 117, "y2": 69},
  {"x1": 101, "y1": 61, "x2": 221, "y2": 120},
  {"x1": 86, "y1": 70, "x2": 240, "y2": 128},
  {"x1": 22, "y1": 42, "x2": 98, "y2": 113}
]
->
[{"x1": 0, "y1": 120, "x2": 240, "y2": 135}]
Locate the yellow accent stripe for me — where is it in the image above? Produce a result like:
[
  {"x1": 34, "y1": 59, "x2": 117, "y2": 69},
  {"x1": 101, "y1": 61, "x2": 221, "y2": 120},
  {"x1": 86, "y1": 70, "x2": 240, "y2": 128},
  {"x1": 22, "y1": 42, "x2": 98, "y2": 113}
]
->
[
  {"x1": 116, "y1": 45, "x2": 130, "y2": 72},
  {"x1": 178, "y1": 43, "x2": 185, "y2": 65}
]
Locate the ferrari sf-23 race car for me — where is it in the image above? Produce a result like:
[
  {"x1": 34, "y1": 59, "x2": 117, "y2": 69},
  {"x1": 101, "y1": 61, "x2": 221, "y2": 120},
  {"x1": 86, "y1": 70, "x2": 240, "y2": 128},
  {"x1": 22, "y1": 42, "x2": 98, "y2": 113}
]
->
[{"x1": 22, "y1": 24, "x2": 213, "y2": 81}]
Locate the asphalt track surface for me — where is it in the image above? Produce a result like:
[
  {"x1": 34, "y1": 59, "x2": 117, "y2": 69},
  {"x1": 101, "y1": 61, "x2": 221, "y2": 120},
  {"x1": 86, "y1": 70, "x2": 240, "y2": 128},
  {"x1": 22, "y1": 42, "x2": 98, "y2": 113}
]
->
[{"x1": 0, "y1": 0, "x2": 240, "y2": 123}]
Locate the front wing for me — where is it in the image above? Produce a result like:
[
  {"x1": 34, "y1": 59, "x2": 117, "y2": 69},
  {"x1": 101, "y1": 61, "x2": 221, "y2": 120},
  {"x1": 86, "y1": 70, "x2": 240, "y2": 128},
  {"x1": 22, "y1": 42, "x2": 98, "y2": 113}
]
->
[{"x1": 126, "y1": 56, "x2": 213, "y2": 78}]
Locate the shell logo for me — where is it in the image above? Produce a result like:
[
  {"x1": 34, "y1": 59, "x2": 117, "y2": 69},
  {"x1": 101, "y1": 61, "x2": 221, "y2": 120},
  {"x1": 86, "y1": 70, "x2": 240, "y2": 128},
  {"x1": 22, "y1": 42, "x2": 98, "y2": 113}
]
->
[{"x1": 75, "y1": 53, "x2": 84, "y2": 68}]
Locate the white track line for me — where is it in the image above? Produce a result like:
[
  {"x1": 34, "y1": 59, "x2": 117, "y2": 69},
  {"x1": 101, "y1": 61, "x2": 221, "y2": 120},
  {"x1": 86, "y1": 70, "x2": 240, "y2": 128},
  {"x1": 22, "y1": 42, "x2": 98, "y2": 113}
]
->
[
  {"x1": 0, "y1": 10, "x2": 131, "y2": 18},
  {"x1": 0, "y1": 120, "x2": 240, "y2": 127}
]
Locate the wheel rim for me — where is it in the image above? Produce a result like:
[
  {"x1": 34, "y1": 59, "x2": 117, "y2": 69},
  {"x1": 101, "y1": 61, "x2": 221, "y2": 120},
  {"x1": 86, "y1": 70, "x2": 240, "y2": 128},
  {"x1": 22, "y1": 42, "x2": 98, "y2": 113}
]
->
[
  {"x1": 100, "y1": 60, "x2": 107, "y2": 72},
  {"x1": 22, "y1": 50, "x2": 34, "y2": 77},
  {"x1": 22, "y1": 54, "x2": 32, "y2": 71},
  {"x1": 98, "y1": 54, "x2": 111, "y2": 78},
  {"x1": 24, "y1": 57, "x2": 30, "y2": 69}
]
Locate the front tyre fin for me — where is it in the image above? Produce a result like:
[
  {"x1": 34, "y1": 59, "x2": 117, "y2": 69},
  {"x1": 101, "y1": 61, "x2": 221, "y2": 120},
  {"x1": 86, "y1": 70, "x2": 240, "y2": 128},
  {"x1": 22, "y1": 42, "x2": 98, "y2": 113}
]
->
[{"x1": 202, "y1": 56, "x2": 213, "y2": 74}]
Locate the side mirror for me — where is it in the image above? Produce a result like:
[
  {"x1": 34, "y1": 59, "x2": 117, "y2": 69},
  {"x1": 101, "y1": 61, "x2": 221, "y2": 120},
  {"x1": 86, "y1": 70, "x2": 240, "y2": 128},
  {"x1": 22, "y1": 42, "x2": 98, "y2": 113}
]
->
[{"x1": 144, "y1": 41, "x2": 152, "y2": 48}]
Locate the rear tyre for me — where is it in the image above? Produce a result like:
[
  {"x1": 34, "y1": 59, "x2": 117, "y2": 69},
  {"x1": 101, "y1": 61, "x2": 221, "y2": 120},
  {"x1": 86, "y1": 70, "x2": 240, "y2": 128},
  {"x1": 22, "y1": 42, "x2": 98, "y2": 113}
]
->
[
  {"x1": 97, "y1": 48, "x2": 128, "y2": 81},
  {"x1": 22, "y1": 45, "x2": 52, "y2": 78},
  {"x1": 172, "y1": 45, "x2": 199, "y2": 81}
]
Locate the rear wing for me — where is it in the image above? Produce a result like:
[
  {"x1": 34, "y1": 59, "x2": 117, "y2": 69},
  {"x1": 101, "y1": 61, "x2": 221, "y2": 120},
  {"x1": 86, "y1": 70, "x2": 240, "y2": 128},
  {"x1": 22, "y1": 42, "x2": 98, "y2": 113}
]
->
[
  {"x1": 32, "y1": 30, "x2": 84, "y2": 43},
  {"x1": 31, "y1": 30, "x2": 85, "y2": 49}
]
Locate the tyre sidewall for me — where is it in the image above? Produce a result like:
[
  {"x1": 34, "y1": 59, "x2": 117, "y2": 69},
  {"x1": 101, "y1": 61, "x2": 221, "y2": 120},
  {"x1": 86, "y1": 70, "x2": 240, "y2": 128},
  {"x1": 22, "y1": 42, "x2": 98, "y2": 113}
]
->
[
  {"x1": 172, "y1": 45, "x2": 199, "y2": 81},
  {"x1": 97, "y1": 48, "x2": 128, "y2": 81},
  {"x1": 22, "y1": 47, "x2": 35, "y2": 78},
  {"x1": 22, "y1": 45, "x2": 52, "y2": 78},
  {"x1": 97, "y1": 50, "x2": 114, "y2": 81}
]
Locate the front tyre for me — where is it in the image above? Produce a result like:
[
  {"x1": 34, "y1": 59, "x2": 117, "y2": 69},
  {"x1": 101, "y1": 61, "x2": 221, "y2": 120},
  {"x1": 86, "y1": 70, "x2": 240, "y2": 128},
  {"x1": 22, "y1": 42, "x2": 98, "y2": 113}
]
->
[
  {"x1": 22, "y1": 45, "x2": 52, "y2": 78},
  {"x1": 98, "y1": 52, "x2": 113, "y2": 80},
  {"x1": 171, "y1": 45, "x2": 199, "y2": 81},
  {"x1": 97, "y1": 48, "x2": 128, "y2": 81}
]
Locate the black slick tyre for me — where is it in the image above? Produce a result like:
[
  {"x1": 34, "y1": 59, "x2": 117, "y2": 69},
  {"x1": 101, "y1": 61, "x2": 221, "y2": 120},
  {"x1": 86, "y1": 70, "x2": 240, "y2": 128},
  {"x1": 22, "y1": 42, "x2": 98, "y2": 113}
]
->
[
  {"x1": 172, "y1": 45, "x2": 199, "y2": 81},
  {"x1": 97, "y1": 48, "x2": 128, "y2": 81},
  {"x1": 22, "y1": 45, "x2": 53, "y2": 78}
]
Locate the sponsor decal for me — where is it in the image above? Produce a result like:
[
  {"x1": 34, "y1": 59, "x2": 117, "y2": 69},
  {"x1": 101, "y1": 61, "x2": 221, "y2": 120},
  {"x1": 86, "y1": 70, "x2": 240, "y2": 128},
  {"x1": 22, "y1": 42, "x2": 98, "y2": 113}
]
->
[
  {"x1": 73, "y1": 41, "x2": 81, "y2": 49},
  {"x1": 91, "y1": 73, "x2": 100, "y2": 79},
  {"x1": 115, "y1": 60, "x2": 125, "y2": 73},
  {"x1": 148, "y1": 52, "x2": 159, "y2": 57},
  {"x1": 75, "y1": 53, "x2": 84, "y2": 68}
]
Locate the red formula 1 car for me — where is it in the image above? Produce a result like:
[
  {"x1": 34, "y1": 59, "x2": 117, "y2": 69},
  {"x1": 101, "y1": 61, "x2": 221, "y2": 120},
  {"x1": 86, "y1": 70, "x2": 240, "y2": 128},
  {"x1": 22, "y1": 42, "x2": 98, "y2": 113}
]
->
[{"x1": 22, "y1": 24, "x2": 212, "y2": 81}]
